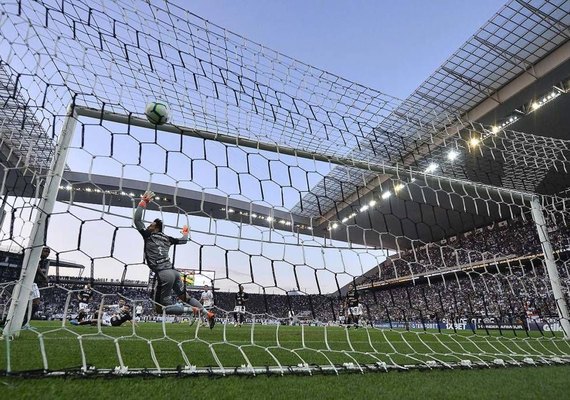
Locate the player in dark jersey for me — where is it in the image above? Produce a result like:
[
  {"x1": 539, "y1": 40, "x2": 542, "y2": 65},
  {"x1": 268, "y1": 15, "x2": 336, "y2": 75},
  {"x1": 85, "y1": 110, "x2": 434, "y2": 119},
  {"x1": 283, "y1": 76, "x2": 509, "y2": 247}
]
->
[
  {"x1": 233, "y1": 284, "x2": 249, "y2": 327},
  {"x1": 345, "y1": 284, "x2": 362, "y2": 328},
  {"x1": 134, "y1": 190, "x2": 215, "y2": 329},
  {"x1": 22, "y1": 246, "x2": 51, "y2": 327},
  {"x1": 71, "y1": 302, "x2": 134, "y2": 327},
  {"x1": 76, "y1": 284, "x2": 93, "y2": 323},
  {"x1": 110, "y1": 304, "x2": 133, "y2": 327}
]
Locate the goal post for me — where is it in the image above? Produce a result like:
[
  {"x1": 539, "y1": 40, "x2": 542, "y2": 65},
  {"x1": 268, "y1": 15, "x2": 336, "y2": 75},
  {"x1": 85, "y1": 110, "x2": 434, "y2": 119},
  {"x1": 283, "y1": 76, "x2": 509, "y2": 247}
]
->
[
  {"x1": 2, "y1": 104, "x2": 77, "y2": 337},
  {"x1": 0, "y1": 106, "x2": 569, "y2": 374},
  {"x1": 55, "y1": 105, "x2": 570, "y2": 340},
  {"x1": 530, "y1": 196, "x2": 570, "y2": 339}
]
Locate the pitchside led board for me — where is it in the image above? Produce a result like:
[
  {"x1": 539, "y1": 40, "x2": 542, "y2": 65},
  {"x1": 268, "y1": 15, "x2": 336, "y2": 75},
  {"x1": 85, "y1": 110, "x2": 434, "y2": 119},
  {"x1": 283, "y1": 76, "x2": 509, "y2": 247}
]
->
[{"x1": 178, "y1": 269, "x2": 215, "y2": 289}]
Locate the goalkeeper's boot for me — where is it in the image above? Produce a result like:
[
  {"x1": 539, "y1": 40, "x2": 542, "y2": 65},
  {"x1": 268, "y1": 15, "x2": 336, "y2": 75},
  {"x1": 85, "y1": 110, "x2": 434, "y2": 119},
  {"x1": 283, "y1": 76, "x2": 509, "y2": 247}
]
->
[{"x1": 207, "y1": 311, "x2": 216, "y2": 329}]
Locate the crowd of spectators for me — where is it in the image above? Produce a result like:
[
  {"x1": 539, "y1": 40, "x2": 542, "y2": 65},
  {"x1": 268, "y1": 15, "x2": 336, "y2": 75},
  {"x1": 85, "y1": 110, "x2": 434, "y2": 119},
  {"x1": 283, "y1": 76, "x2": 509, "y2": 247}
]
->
[
  {"x1": 373, "y1": 217, "x2": 570, "y2": 281},
  {"x1": 14, "y1": 264, "x2": 564, "y2": 329},
  {"x1": 1, "y1": 215, "x2": 569, "y2": 330}
]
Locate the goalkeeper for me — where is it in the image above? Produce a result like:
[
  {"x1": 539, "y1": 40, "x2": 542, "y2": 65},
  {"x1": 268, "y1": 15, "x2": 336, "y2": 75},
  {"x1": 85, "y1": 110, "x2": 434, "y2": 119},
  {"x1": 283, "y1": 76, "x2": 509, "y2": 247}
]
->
[{"x1": 134, "y1": 190, "x2": 215, "y2": 329}]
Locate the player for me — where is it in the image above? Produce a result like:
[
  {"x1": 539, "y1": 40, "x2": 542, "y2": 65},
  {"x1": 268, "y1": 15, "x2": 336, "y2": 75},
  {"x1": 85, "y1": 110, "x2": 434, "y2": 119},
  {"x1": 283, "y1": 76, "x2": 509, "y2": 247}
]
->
[
  {"x1": 200, "y1": 284, "x2": 214, "y2": 326},
  {"x1": 288, "y1": 310, "x2": 298, "y2": 326},
  {"x1": 135, "y1": 303, "x2": 144, "y2": 322},
  {"x1": 233, "y1": 284, "x2": 248, "y2": 327},
  {"x1": 76, "y1": 284, "x2": 93, "y2": 323},
  {"x1": 72, "y1": 301, "x2": 134, "y2": 327},
  {"x1": 134, "y1": 190, "x2": 215, "y2": 329},
  {"x1": 109, "y1": 303, "x2": 134, "y2": 327},
  {"x1": 346, "y1": 283, "x2": 362, "y2": 328},
  {"x1": 22, "y1": 246, "x2": 51, "y2": 327}
]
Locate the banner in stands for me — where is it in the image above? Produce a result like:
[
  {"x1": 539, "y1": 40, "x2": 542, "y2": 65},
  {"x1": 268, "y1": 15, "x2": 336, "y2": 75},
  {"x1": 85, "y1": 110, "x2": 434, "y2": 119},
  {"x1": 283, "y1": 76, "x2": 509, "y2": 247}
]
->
[
  {"x1": 180, "y1": 270, "x2": 195, "y2": 286},
  {"x1": 178, "y1": 269, "x2": 215, "y2": 288},
  {"x1": 372, "y1": 318, "x2": 564, "y2": 332}
]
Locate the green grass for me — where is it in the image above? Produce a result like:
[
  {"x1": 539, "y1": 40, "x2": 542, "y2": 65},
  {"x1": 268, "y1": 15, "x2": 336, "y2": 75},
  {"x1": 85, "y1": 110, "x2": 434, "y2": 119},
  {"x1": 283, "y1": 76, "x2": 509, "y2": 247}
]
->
[
  {"x1": 1, "y1": 365, "x2": 569, "y2": 399},
  {"x1": 2, "y1": 321, "x2": 569, "y2": 374},
  {"x1": 1, "y1": 322, "x2": 569, "y2": 398}
]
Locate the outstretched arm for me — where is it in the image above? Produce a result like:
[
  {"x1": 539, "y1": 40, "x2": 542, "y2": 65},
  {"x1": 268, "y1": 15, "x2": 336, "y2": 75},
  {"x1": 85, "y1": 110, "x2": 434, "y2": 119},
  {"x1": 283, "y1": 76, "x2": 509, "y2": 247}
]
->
[
  {"x1": 169, "y1": 225, "x2": 189, "y2": 245},
  {"x1": 134, "y1": 191, "x2": 154, "y2": 231}
]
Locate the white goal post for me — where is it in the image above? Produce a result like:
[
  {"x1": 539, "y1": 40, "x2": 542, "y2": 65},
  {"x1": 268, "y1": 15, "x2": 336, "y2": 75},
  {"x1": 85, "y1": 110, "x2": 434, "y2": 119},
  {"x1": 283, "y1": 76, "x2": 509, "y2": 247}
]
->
[
  {"x1": 2, "y1": 105, "x2": 78, "y2": 338},
  {"x1": 5, "y1": 105, "x2": 569, "y2": 339}
]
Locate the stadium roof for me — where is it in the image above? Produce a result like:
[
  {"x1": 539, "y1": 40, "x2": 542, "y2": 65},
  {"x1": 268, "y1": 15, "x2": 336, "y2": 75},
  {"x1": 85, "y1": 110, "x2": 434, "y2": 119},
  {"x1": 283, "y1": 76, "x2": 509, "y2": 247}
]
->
[{"x1": 291, "y1": 0, "x2": 570, "y2": 247}]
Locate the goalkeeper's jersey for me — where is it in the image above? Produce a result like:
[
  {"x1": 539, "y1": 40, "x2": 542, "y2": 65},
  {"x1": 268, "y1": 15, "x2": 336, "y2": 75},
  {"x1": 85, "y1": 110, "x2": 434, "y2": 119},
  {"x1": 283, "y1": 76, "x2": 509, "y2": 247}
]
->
[{"x1": 134, "y1": 206, "x2": 187, "y2": 271}]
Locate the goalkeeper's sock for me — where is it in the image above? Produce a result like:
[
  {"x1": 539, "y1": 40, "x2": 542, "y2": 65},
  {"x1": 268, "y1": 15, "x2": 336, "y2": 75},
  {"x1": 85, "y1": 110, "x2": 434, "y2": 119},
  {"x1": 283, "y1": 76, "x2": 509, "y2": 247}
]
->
[{"x1": 164, "y1": 304, "x2": 185, "y2": 315}]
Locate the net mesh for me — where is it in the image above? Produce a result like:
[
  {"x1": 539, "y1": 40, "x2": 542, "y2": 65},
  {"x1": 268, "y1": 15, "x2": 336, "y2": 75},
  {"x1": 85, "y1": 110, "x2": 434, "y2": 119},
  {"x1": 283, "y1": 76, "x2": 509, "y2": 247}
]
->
[{"x1": 0, "y1": 0, "x2": 570, "y2": 376}]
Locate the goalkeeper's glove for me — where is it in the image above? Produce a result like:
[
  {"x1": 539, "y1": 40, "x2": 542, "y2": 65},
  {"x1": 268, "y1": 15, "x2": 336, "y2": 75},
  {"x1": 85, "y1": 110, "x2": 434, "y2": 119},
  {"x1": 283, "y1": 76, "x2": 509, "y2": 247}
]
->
[
  {"x1": 181, "y1": 225, "x2": 189, "y2": 238},
  {"x1": 139, "y1": 190, "x2": 155, "y2": 208}
]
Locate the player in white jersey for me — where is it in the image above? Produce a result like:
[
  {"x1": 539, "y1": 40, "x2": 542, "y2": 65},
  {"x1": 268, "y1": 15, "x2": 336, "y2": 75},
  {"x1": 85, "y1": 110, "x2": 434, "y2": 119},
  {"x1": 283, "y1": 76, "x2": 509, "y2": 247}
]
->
[
  {"x1": 200, "y1": 285, "x2": 214, "y2": 308},
  {"x1": 200, "y1": 284, "x2": 214, "y2": 326},
  {"x1": 135, "y1": 304, "x2": 144, "y2": 322}
]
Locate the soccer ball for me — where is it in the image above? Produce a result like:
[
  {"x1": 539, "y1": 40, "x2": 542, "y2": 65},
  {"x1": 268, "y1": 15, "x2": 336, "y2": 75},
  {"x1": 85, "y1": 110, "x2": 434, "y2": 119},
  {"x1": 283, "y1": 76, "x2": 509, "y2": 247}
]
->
[{"x1": 144, "y1": 101, "x2": 170, "y2": 125}]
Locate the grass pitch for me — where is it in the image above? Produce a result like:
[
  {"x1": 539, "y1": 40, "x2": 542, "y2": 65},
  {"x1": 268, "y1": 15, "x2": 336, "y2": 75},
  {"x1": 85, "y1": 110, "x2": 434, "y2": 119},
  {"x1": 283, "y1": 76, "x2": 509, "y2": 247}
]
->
[
  {"x1": 1, "y1": 321, "x2": 569, "y2": 399},
  {"x1": 1, "y1": 321, "x2": 569, "y2": 374}
]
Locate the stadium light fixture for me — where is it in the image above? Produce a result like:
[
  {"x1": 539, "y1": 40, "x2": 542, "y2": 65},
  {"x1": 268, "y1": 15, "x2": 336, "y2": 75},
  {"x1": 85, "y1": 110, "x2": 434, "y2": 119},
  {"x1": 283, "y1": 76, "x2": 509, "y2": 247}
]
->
[
  {"x1": 425, "y1": 163, "x2": 438, "y2": 173},
  {"x1": 394, "y1": 183, "x2": 405, "y2": 193},
  {"x1": 359, "y1": 204, "x2": 369, "y2": 212},
  {"x1": 369, "y1": 199, "x2": 377, "y2": 207},
  {"x1": 447, "y1": 150, "x2": 459, "y2": 161},
  {"x1": 469, "y1": 138, "x2": 480, "y2": 147},
  {"x1": 381, "y1": 191, "x2": 391, "y2": 200},
  {"x1": 529, "y1": 90, "x2": 561, "y2": 113}
]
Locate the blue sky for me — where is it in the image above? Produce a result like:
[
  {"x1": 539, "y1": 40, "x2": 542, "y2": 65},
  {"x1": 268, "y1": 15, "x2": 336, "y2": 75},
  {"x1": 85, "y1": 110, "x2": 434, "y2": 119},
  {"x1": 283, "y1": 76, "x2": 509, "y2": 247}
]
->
[{"x1": 183, "y1": 0, "x2": 505, "y2": 98}]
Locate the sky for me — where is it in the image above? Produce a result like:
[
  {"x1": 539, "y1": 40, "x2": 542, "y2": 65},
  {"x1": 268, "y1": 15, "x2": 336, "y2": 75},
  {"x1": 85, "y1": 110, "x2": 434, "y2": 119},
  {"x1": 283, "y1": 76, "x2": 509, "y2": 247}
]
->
[
  {"x1": 182, "y1": 0, "x2": 506, "y2": 99},
  {"x1": 1, "y1": 0, "x2": 509, "y2": 294}
]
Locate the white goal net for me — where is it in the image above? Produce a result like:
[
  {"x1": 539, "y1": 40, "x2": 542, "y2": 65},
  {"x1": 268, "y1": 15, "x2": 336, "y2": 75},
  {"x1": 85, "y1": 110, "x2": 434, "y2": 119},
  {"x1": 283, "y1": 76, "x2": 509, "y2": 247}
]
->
[{"x1": 0, "y1": 0, "x2": 569, "y2": 376}]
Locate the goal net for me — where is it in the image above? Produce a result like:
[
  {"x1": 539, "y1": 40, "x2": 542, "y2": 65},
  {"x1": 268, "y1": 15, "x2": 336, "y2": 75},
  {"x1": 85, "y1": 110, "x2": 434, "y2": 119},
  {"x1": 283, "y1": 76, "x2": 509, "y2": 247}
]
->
[{"x1": 0, "y1": 0, "x2": 569, "y2": 376}]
